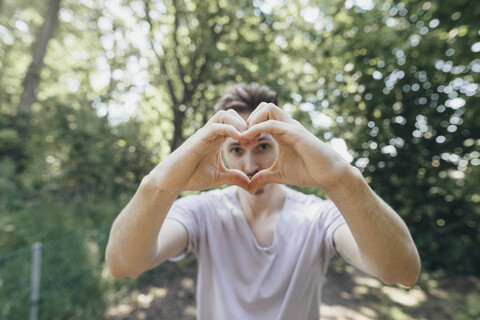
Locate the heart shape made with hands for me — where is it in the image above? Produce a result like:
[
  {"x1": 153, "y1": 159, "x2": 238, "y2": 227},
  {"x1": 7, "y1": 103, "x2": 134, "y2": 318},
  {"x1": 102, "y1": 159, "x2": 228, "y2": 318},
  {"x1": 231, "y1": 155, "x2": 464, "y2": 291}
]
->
[
  {"x1": 205, "y1": 103, "x2": 315, "y2": 194},
  {"x1": 219, "y1": 122, "x2": 287, "y2": 194}
]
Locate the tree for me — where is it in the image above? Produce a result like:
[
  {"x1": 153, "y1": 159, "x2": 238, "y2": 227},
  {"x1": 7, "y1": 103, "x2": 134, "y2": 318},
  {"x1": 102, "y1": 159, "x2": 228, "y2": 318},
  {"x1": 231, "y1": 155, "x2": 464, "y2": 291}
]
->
[
  {"x1": 306, "y1": 0, "x2": 480, "y2": 273},
  {"x1": 16, "y1": 0, "x2": 61, "y2": 167},
  {"x1": 137, "y1": 0, "x2": 288, "y2": 151},
  {"x1": 1, "y1": 0, "x2": 478, "y2": 277}
]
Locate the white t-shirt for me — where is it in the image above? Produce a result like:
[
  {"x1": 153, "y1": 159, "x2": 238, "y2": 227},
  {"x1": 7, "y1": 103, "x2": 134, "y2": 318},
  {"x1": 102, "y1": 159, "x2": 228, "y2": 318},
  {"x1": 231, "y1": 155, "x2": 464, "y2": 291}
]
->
[{"x1": 167, "y1": 185, "x2": 345, "y2": 320}]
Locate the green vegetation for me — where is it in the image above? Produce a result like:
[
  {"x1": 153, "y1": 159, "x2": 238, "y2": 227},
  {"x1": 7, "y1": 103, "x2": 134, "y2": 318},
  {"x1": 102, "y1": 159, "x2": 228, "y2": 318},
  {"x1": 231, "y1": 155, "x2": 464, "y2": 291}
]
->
[{"x1": 0, "y1": 0, "x2": 478, "y2": 318}]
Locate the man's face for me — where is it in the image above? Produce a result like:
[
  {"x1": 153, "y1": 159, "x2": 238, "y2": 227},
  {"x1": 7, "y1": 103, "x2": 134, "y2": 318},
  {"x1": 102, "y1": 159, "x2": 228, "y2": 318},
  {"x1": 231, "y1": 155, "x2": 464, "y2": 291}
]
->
[{"x1": 221, "y1": 111, "x2": 279, "y2": 194}]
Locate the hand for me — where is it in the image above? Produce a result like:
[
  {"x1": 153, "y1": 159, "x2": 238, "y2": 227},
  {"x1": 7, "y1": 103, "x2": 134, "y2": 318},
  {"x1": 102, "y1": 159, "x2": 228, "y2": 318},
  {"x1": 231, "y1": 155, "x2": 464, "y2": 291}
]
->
[
  {"x1": 152, "y1": 109, "x2": 251, "y2": 192},
  {"x1": 242, "y1": 103, "x2": 351, "y2": 193}
]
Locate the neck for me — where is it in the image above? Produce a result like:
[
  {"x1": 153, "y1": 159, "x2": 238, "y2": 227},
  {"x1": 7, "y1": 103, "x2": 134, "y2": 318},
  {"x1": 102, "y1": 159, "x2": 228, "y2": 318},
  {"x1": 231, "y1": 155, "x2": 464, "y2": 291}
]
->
[{"x1": 237, "y1": 184, "x2": 285, "y2": 219}]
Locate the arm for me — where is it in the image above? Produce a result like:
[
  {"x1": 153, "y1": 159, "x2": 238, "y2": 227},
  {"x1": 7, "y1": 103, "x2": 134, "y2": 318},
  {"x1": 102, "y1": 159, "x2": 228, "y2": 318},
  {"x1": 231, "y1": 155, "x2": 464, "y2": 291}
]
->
[
  {"x1": 106, "y1": 110, "x2": 251, "y2": 278},
  {"x1": 105, "y1": 184, "x2": 185, "y2": 279},
  {"x1": 243, "y1": 103, "x2": 420, "y2": 286},
  {"x1": 328, "y1": 168, "x2": 421, "y2": 287}
]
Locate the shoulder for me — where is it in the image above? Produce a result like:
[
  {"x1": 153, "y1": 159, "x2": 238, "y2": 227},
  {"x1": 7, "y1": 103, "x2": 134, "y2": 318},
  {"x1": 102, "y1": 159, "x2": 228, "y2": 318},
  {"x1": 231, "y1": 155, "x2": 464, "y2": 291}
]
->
[
  {"x1": 173, "y1": 186, "x2": 237, "y2": 209},
  {"x1": 283, "y1": 187, "x2": 339, "y2": 220},
  {"x1": 168, "y1": 186, "x2": 239, "y2": 229},
  {"x1": 284, "y1": 187, "x2": 329, "y2": 208}
]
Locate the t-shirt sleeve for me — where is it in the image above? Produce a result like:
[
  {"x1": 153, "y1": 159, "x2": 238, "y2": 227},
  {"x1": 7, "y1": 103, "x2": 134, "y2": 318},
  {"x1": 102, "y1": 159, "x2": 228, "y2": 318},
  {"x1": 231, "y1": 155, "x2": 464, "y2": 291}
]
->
[
  {"x1": 320, "y1": 200, "x2": 346, "y2": 259},
  {"x1": 166, "y1": 193, "x2": 206, "y2": 261}
]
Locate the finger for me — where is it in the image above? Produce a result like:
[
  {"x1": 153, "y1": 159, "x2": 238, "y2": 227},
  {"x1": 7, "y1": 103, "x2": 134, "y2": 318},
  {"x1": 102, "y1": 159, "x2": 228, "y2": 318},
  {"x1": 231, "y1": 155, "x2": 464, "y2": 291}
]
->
[
  {"x1": 241, "y1": 134, "x2": 261, "y2": 147},
  {"x1": 208, "y1": 109, "x2": 248, "y2": 133},
  {"x1": 217, "y1": 168, "x2": 251, "y2": 191},
  {"x1": 245, "y1": 102, "x2": 269, "y2": 124},
  {"x1": 201, "y1": 123, "x2": 243, "y2": 142},
  {"x1": 249, "y1": 169, "x2": 283, "y2": 194},
  {"x1": 247, "y1": 103, "x2": 291, "y2": 127},
  {"x1": 242, "y1": 120, "x2": 289, "y2": 140}
]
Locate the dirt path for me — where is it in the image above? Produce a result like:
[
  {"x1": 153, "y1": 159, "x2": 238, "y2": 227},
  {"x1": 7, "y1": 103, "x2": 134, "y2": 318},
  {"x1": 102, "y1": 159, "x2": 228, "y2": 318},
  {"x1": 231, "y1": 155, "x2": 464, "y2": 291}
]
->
[{"x1": 105, "y1": 259, "x2": 479, "y2": 319}]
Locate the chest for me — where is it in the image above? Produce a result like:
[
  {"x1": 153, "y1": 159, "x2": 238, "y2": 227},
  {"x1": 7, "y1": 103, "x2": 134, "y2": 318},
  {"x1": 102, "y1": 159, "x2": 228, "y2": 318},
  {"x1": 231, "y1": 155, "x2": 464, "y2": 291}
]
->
[{"x1": 246, "y1": 213, "x2": 280, "y2": 248}]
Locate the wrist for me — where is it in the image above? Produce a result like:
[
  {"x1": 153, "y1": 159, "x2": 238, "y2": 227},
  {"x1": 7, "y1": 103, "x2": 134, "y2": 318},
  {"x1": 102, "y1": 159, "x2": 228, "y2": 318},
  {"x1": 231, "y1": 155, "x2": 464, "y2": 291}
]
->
[{"x1": 321, "y1": 164, "x2": 366, "y2": 197}]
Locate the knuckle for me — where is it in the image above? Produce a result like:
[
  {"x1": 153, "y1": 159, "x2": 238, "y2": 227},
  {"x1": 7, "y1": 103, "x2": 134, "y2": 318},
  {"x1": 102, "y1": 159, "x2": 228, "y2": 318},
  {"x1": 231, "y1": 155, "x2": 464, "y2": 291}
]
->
[
  {"x1": 257, "y1": 102, "x2": 268, "y2": 108},
  {"x1": 215, "y1": 122, "x2": 229, "y2": 130},
  {"x1": 208, "y1": 122, "x2": 222, "y2": 132},
  {"x1": 211, "y1": 111, "x2": 225, "y2": 123},
  {"x1": 266, "y1": 103, "x2": 277, "y2": 111},
  {"x1": 267, "y1": 103, "x2": 278, "y2": 109}
]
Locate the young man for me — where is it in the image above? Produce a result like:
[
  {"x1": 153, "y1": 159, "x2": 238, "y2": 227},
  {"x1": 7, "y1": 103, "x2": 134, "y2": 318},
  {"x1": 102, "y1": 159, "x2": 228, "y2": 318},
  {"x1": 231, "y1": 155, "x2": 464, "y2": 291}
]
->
[{"x1": 106, "y1": 83, "x2": 421, "y2": 319}]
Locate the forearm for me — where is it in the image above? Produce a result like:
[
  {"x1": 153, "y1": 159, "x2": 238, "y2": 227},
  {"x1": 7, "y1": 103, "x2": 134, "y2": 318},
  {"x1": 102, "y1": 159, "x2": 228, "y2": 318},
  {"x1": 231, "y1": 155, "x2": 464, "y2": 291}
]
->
[
  {"x1": 324, "y1": 166, "x2": 420, "y2": 286},
  {"x1": 106, "y1": 173, "x2": 180, "y2": 278}
]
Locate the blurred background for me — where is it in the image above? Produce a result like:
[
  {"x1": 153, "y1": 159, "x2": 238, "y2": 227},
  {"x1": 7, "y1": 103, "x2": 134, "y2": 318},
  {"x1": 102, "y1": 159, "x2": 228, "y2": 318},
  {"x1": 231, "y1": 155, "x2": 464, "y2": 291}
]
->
[{"x1": 0, "y1": 0, "x2": 479, "y2": 319}]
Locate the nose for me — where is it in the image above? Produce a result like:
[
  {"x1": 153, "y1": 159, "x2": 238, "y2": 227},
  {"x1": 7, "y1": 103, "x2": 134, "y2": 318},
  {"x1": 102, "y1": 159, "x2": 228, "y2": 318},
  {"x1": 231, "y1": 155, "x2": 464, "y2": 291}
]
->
[{"x1": 243, "y1": 152, "x2": 259, "y2": 177}]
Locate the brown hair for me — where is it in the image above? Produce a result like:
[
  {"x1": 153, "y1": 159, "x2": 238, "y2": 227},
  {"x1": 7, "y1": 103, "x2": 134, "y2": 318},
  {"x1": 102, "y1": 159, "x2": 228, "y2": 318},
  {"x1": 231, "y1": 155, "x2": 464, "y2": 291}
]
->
[{"x1": 214, "y1": 83, "x2": 278, "y2": 113}]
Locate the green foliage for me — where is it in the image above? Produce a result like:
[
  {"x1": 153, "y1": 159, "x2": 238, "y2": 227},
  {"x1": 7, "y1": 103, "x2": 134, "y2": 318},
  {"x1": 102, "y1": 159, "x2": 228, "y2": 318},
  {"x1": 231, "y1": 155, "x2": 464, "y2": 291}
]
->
[
  {"x1": 275, "y1": 0, "x2": 480, "y2": 274},
  {"x1": 0, "y1": 0, "x2": 479, "y2": 317},
  {"x1": 450, "y1": 292, "x2": 480, "y2": 320},
  {"x1": 0, "y1": 158, "x2": 22, "y2": 210},
  {"x1": 0, "y1": 229, "x2": 110, "y2": 320},
  {"x1": 37, "y1": 234, "x2": 107, "y2": 320},
  {"x1": 0, "y1": 249, "x2": 31, "y2": 320},
  {"x1": 323, "y1": 0, "x2": 480, "y2": 274}
]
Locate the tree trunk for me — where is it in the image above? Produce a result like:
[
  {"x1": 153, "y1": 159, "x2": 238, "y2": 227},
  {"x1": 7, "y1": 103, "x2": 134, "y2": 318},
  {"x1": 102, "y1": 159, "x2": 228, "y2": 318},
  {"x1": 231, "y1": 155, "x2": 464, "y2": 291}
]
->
[
  {"x1": 18, "y1": 0, "x2": 62, "y2": 133},
  {"x1": 12, "y1": 0, "x2": 61, "y2": 174},
  {"x1": 170, "y1": 108, "x2": 185, "y2": 151}
]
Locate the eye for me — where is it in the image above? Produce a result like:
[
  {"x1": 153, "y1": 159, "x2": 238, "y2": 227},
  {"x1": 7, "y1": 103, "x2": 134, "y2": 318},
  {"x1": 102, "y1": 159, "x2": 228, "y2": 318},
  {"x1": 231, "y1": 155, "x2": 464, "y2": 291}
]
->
[
  {"x1": 257, "y1": 143, "x2": 271, "y2": 151},
  {"x1": 230, "y1": 147, "x2": 243, "y2": 155}
]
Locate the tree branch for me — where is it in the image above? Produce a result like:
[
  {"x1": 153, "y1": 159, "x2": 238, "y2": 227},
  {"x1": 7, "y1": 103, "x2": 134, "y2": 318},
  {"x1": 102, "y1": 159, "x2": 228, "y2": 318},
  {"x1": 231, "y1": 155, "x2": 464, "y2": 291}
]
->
[
  {"x1": 434, "y1": 212, "x2": 477, "y2": 234},
  {"x1": 172, "y1": 0, "x2": 187, "y2": 93},
  {"x1": 144, "y1": 0, "x2": 178, "y2": 106},
  {"x1": 189, "y1": 7, "x2": 226, "y2": 99},
  {"x1": 18, "y1": 0, "x2": 62, "y2": 120}
]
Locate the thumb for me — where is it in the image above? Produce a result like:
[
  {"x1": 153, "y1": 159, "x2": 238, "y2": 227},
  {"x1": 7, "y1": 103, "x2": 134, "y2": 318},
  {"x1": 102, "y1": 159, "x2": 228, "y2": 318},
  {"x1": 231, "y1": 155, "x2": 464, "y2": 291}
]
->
[
  {"x1": 249, "y1": 169, "x2": 283, "y2": 194},
  {"x1": 217, "y1": 168, "x2": 251, "y2": 191}
]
